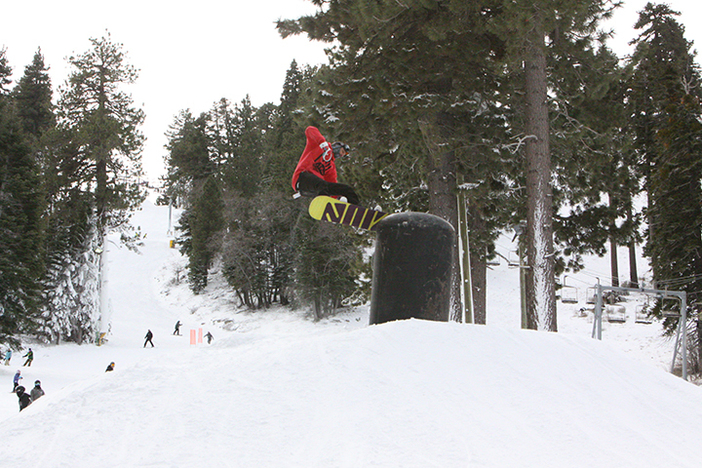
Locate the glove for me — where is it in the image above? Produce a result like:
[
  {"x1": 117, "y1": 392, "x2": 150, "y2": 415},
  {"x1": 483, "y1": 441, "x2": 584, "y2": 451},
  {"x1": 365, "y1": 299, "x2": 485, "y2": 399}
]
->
[{"x1": 332, "y1": 142, "x2": 350, "y2": 158}]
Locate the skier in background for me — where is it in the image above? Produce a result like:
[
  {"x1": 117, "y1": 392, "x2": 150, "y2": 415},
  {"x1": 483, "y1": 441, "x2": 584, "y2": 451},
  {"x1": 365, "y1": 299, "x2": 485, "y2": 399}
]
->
[
  {"x1": 291, "y1": 126, "x2": 360, "y2": 205},
  {"x1": 205, "y1": 331, "x2": 214, "y2": 344},
  {"x1": 22, "y1": 348, "x2": 33, "y2": 367},
  {"x1": 144, "y1": 330, "x2": 155, "y2": 348},
  {"x1": 173, "y1": 320, "x2": 181, "y2": 336},
  {"x1": 12, "y1": 370, "x2": 22, "y2": 392},
  {"x1": 106, "y1": 362, "x2": 115, "y2": 372},
  {"x1": 30, "y1": 380, "x2": 44, "y2": 401},
  {"x1": 3, "y1": 349, "x2": 11, "y2": 365}
]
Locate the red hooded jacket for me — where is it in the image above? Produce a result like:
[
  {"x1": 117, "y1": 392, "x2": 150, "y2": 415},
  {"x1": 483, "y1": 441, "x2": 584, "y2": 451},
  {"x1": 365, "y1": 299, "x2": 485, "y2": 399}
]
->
[{"x1": 291, "y1": 126, "x2": 338, "y2": 191}]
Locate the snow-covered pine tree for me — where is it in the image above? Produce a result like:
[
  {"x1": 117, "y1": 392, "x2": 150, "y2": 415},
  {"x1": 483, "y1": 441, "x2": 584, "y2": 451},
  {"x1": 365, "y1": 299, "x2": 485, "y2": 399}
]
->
[{"x1": 40, "y1": 222, "x2": 101, "y2": 344}]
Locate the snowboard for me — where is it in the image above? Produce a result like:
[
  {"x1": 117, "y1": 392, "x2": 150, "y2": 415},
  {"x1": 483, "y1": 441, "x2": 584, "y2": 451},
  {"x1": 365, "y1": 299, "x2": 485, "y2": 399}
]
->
[{"x1": 308, "y1": 196, "x2": 388, "y2": 231}]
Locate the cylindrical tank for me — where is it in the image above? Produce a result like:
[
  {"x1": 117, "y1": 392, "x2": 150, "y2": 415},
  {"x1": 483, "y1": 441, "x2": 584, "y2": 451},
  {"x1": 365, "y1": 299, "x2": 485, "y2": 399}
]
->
[{"x1": 369, "y1": 212, "x2": 455, "y2": 325}]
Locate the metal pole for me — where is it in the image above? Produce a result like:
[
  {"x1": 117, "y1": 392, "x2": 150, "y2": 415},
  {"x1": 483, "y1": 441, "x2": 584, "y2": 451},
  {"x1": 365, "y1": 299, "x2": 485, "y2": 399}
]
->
[
  {"x1": 456, "y1": 175, "x2": 473, "y2": 324},
  {"x1": 682, "y1": 293, "x2": 688, "y2": 381},
  {"x1": 592, "y1": 283, "x2": 603, "y2": 340}
]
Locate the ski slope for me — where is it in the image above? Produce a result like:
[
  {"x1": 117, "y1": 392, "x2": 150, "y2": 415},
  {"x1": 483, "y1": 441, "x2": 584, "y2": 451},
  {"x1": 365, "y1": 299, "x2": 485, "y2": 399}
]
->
[{"x1": 0, "y1": 200, "x2": 701, "y2": 468}]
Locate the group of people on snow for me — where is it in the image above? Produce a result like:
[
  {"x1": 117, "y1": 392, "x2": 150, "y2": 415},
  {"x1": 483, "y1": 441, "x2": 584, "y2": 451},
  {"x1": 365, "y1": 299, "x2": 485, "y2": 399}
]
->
[
  {"x1": 3, "y1": 347, "x2": 34, "y2": 367},
  {"x1": 12, "y1": 370, "x2": 45, "y2": 412}
]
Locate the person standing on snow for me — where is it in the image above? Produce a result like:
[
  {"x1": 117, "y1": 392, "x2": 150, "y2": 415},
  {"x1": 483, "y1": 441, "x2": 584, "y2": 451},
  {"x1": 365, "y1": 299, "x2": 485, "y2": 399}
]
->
[
  {"x1": 13, "y1": 370, "x2": 22, "y2": 392},
  {"x1": 3, "y1": 349, "x2": 11, "y2": 365},
  {"x1": 144, "y1": 330, "x2": 154, "y2": 348},
  {"x1": 30, "y1": 380, "x2": 44, "y2": 401},
  {"x1": 173, "y1": 320, "x2": 181, "y2": 336},
  {"x1": 22, "y1": 348, "x2": 33, "y2": 367},
  {"x1": 205, "y1": 331, "x2": 214, "y2": 344},
  {"x1": 15, "y1": 385, "x2": 32, "y2": 411},
  {"x1": 106, "y1": 362, "x2": 115, "y2": 372},
  {"x1": 291, "y1": 126, "x2": 360, "y2": 205}
]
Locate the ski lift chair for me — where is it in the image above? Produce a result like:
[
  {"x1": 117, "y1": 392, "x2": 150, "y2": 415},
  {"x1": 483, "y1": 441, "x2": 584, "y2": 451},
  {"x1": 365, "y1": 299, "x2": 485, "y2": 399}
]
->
[{"x1": 635, "y1": 304, "x2": 653, "y2": 324}]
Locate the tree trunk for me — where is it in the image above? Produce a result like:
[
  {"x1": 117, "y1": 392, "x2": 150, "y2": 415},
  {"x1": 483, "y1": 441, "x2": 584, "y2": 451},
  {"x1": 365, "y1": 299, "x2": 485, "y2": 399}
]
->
[
  {"x1": 418, "y1": 114, "x2": 461, "y2": 322},
  {"x1": 524, "y1": 14, "x2": 557, "y2": 331},
  {"x1": 468, "y1": 203, "x2": 488, "y2": 324},
  {"x1": 610, "y1": 237, "x2": 619, "y2": 287},
  {"x1": 471, "y1": 255, "x2": 487, "y2": 325},
  {"x1": 628, "y1": 241, "x2": 639, "y2": 288}
]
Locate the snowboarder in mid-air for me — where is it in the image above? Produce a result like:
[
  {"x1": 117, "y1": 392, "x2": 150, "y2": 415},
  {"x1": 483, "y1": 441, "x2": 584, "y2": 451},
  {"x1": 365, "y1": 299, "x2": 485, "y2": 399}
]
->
[{"x1": 292, "y1": 126, "x2": 360, "y2": 205}]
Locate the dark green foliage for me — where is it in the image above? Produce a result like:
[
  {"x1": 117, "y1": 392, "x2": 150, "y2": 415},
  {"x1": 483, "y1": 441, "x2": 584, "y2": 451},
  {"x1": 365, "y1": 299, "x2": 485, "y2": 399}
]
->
[
  {"x1": 625, "y1": 3, "x2": 702, "y2": 372},
  {"x1": 162, "y1": 60, "x2": 366, "y2": 315},
  {"x1": 293, "y1": 213, "x2": 360, "y2": 321},
  {"x1": 0, "y1": 48, "x2": 11, "y2": 94},
  {"x1": 36, "y1": 33, "x2": 147, "y2": 344},
  {"x1": 12, "y1": 49, "x2": 54, "y2": 141},
  {"x1": 0, "y1": 77, "x2": 46, "y2": 347},
  {"x1": 278, "y1": 0, "x2": 516, "y2": 322},
  {"x1": 628, "y1": 3, "x2": 702, "y2": 298},
  {"x1": 222, "y1": 194, "x2": 296, "y2": 308},
  {"x1": 57, "y1": 33, "x2": 146, "y2": 229},
  {"x1": 187, "y1": 177, "x2": 224, "y2": 293}
]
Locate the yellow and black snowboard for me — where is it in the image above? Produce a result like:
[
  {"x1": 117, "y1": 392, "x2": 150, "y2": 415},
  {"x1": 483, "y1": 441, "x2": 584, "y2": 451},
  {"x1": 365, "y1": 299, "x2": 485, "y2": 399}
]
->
[{"x1": 308, "y1": 196, "x2": 388, "y2": 231}]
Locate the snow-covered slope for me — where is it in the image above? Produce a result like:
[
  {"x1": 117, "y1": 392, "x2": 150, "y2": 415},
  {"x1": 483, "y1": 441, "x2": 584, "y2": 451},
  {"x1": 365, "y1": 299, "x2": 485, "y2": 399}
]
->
[{"x1": 0, "y1": 200, "x2": 700, "y2": 468}]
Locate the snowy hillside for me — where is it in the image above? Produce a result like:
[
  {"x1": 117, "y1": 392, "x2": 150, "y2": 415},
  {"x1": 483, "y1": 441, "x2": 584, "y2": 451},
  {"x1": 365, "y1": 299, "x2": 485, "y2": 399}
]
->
[{"x1": 1, "y1": 200, "x2": 701, "y2": 468}]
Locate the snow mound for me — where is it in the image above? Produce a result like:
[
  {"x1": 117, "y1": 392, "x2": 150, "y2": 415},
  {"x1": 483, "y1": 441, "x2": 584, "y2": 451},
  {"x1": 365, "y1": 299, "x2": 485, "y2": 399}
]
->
[
  {"x1": 1, "y1": 317, "x2": 702, "y2": 467},
  {"x1": 1, "y1": 200, "x2": 701, "y2": 467}
]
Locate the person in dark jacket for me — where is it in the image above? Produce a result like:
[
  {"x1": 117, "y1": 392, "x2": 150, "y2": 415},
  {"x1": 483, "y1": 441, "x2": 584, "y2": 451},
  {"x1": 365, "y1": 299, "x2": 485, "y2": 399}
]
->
[
  {"x1": 30, "y1": 380, "x2": 44, "y2": 401},
  {"x1": 105, "y1": 362, "x2": 115, "y2": 372},
  {"x1": 15, "y1": 386, "x2": 31, "y2": 411},
  {"x1": 291, "y1": 126, "x2": 359, "y2": 205},
  {"x1": 144, "y1": 330, "x2": 154, "y2": 348},
  {"x1": 173, "y1": 320, "x2": 181, "y2": 336}
]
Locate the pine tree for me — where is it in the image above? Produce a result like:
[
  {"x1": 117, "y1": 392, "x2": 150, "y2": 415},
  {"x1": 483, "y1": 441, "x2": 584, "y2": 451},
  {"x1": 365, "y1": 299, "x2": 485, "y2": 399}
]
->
[
  {"x1": 278, "y1": 0, "x2": 514, "y2": 323},
  {"x1": 187, "y1": 176, "x2": 224, "y2": 293},
  {"x1": 57, "y1": 32, "x2": 146, "y2": 231},
  {"x1": 0, "y1": 48, "x2": 11, "y2": 94},
  {"x1": 12, "y1": 49, "x2": 54, "y2": 141},
  {"x1": 485, "y1": 0, "x2": 620, "y2": 330},
  {"x1": 294, "y1": 215, "x2": 360, "y2": 321},
  {"x1": 164, "y1": 111, "x2": 219, "y2": 293},
  {"x1": 627, "y1": 3, "x2": 702, "y2": 370},
  {"x1": 41, "y1": 33, "x2": 146, "y2": 343},
  {"x1": 0, "y1": 51, "x2": 46, "y2": 347},
  {"x1": 261, "y1": 60, "x2": 307, "y2": 194}
]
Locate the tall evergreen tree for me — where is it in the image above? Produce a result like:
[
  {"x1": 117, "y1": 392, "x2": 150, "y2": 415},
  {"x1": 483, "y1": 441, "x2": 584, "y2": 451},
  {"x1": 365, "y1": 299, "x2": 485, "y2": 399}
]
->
[
  {"x1": 58, "y1": 32, "x2": 146, "y2": 231},
  {"x1": 12, "y1": 49, "x2": 54, "y2": 141},
  {"x1": 487, "y1": 0, "x2": 619, "y2": 330},
  {"x1": 42, "y1": 33, "x2": 146, "y2": 343},
  {"x1": 187, "y1": 176, "x2": 224, "y2": 293},
  {"x1": 278, "y1": 0, "x2": 513, "y2": 323},
  {"x1": 627, "y1": 3, "x2": 702, "y2": 370},
  {"x1": 0, "y1": 51, "x2": 46, "y2": 347},
  {"x1": 164, "y1": 111, "x2": 218, "y2": 292},
  {"x1": 0, "y1": 48, "x2": 11, "y2": 94}
]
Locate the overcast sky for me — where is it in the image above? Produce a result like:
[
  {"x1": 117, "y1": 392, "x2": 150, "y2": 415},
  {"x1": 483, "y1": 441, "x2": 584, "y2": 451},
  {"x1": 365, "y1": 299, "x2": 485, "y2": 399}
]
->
[{"x1": 2, "y1": 0, "x2": 702, "y2": 184}]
